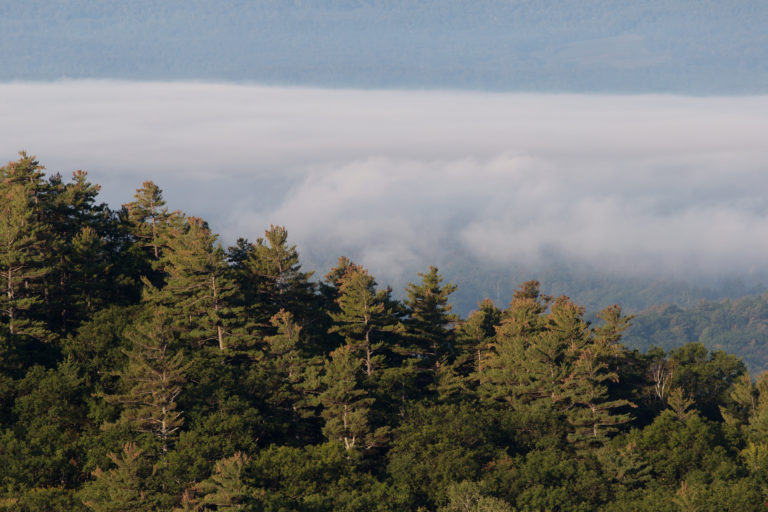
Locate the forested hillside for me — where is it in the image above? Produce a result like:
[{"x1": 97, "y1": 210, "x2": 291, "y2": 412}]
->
[
  {"x1": 3, "y1": 152, "x2": 768, "y2": 510},
  {"x1": 626, "y1": 295, "x2": 768, "y2": 375}
]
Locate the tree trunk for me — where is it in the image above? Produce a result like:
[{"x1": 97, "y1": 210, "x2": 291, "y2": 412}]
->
[
  {"x1": 365, "y1": 329, "x2": 372, "y2": 376},
  {"x1": 212, "y1": 274, "x2": 225, "y2": 350},
  {"x1": 7, "y1": 267, "x2": 14, "y2": 335}
]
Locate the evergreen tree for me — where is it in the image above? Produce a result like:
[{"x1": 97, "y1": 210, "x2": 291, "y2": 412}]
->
[
  {"x1": 42, "y1": 169, "x2": 108, "y2": 332},
  {"x1": 80, "y1": 443, "x2": 152, "y2": 512},
  {"x1": 260, "y1": 309, "x2": 323, "y2": 424},
  {"x1": 319, "y1": 345, "x2": 384, "y2": 451},
  {"x1": 0, "y1": 151, "x2": 47, "y2": 201},
  {"x1": 719, "y1": 372, "x2": 757, "y2": 427},
  {"x1": 484, "y1": 288, "x2": 634, "y2": 447},
  {"x1": 66, "y1": 226, "x2": 109, "y2": 318},
  {"x1": 0, "y1": 183, "x2": 51, "y2": 340},
  {"x1": 403, "y1": 266, "x2": 458, "y2": 371},
  {"x1": 122, "y1": 180, "x2": 173, "y2": 262},
  {"x1": 563, "y1": 346, "x2": 635, "y2": 447},
  {"x1": 322, "y1": 256, "x2": 360, "y2": 299},
  {"x1": 329, "y1": 265, "x2": 401, "y2": 377},
  {"x1": 265, "y1": 309, "x2": 304, "y2": 381},
  {"x1": 482, "y1": 283, "x2": 559, "y2": 407},
  {"x1": 666, "y1": 387, "x2": 696, "y2": 421},
  {"x1": 187, "y1": 453, "x2": 252, "y2": 511},
  {"x1": 232, "y1": 225, "x2": 316, "y2": 334},
  {"x1": 144, "y1": 216, "x2": 244, "y2": 351},
  {"x1": 107, "y1": 311, "x2": 189, "y2": 454},
  {"x1": 456, "y1": 299, "x2": 501, "y2": 374}
]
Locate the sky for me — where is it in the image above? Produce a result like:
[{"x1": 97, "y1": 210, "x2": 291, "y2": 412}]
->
[
  {"x1": 2, "y1": 2, "x2": 767, "y2": 309},
  {"x1": 3, "y1": 81, "x2": 768, "y2": 298},
  {"x1": 3, "y1": 1, "x2": 767, "y2": 93}
]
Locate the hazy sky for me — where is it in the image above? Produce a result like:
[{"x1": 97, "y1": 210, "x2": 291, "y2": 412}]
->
[{"x1": 2, "y1": 81, "x2": 768, "y2": 286}]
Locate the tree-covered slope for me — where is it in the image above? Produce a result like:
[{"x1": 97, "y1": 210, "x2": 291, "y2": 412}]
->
[
  {"x1": 625, "y1": 294, "x2": 768, "y2": 375},
  {"x1": 2, "y1": 152, "x2": 768, "y2": 510}
]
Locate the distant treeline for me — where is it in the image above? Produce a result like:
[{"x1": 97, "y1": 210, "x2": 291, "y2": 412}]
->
[
  {"x1": 626, "y1": 296, "x2": 768, "y2": 375},
  {"x1": 1, "y1": 152, "x2": 768, "y2": 510}
]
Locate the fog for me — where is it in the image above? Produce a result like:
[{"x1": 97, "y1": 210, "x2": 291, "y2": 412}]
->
[{"x1": 2, "y1": 81, "x2": 768, "y2": 291}]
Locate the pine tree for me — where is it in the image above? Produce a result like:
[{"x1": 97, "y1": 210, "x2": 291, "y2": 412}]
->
[
  {"x1": 482, "y1": 283, "x2": 558, "y2": 406},
  {"x1": 323, "y1": 256, "x2": 360, "y2": 298},
  {"x1": 260, "y1": 309, "x2": 321, "y2": 419},
  {"x1": 560, "y1": 303, "x2": 636, "y2": 447},
  {"x1": 483, "y1": 287, "x2": 634, "y2": 447},
  {"x1": 403, "y1": 266, "x2": 458, "y2": 371},
  {"x1": 666, "y1": 387, "x2": 696, "y2": 421},
  {"x1": 107, "y1": 311, "x2": 189, "y2": 454},
  {"x1": 122, "y1": 181, "x2": 172, "y2": 262},
  {"x1": 456, "y1": 299, "x2": 501, "y2": 374},
  {"x1": 0, "y1": 151, "x2": 46, "y2": 200},
  {"x1": 319, "y1": 345, "x2": 384, "y2": 451},
  {"x1": 563, "y1": 346, "x2": 634, "y2": 447},
  {"x1": 187, "y1": 452, "x2": 251, "y2": 511},
  {"x1": 265, "y1": 309, "x2": 303, "y2": 381},
  {"x1": 0, "y1": 183, "x2": 51, "y2": 340},
  {"x1": 719, "y1": 372, "x2": 757, "y2": 426},
  {"x1": 329, "y1": 265, "x2": 401, "y2": 377},
  {"x1": 40, "y1": 169, "x2": 108, "y2": 330},
  {"x1": 80, "y1": 443, "x2": 151, "y2": 512},
  {"x1": 144, "y1": 216, "x2": 244, "y2": 351},
  {"x1": 233, "y1": 225, "x2": 316, "y2": 333},
  {"x1": 66, "y1": 226, "x2": 108, "y2": 318}
]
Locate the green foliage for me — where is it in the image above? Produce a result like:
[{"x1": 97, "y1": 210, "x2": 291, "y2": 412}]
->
[
  {"x1": 122, "y1": 180, "x2": 173, "y2": 263},
  {"x1": 482, "y1": 288, "x2": 635, "y2": 449},
  {"x1": 186, "y1": 452, "x2": 251, "y2": 510},
  {"x1": 387, "y1": 402, "x2": 503, "y2": 510},
  {"x1": 105, "y1": 311, "x2": 189, "y2": 454},
  {"x1": 144, "y1": 216, "x2": 245, "y2": 351},
  {"x1": 319, "y1": 344, "x2": 385, "y2": 451},
  {"x1": 403, "y1": 266, "x2": 458, "y2": 371},
  {"x1": 329, "y1": 265, "x2": 401, "y2": 377},
  {"x1": 0, "y1": 152, "x2": 766, "y2": 511},
  {"x1": 0, "y1": 176, "x2": 51, "y2": 340},
  {"x1": 438, "y1": 481, "x2": 514, "y2": 512},
  {"x1": 456, "y1": 298, "x2": 501, "y2": 375},
  {"x1": 247, "y1": 442, "x2": 398, "y2": 511},
  {"x1": 625, "y1": 294, "x2": 768, "y2": 374},
  {"x1": 487, "y1": 448, "x2": 609, "y2": 511},
  {"x1": 230, "y1": 225, "x2": 316, "y2": 337},
  {"x1": 79, "y1": 443, "x2": 158, "y2": 511},
  {"x1": 0, "y1": 360, "x2": 89, "y2": 494}
]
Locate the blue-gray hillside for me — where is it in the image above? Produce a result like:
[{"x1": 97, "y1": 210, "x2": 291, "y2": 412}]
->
[{"x1": 2, "y1": 0, "x2": 767, "y2": 92}]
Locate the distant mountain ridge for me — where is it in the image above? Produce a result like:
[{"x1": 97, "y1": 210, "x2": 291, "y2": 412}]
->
[{"x1": 2, "y1": 0, "x2": 767, "y2": 93}]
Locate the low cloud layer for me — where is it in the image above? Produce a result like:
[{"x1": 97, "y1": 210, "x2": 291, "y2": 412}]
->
[{"x1": 2, "y1": 81, "x2": 767, "y2": 286}]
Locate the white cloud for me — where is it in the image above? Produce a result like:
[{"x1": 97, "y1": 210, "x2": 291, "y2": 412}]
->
[{"x1": 2, "y1": 81, "x2": 767, "y2": 286}]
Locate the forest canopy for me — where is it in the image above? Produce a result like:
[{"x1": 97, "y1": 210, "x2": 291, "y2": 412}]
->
[{"x1": 1, "y1": 152, "x2": 767, "y2": 510}]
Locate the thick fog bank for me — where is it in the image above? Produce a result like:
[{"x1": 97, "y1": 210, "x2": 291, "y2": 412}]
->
[{"x1": 3, "y1": 81, "x2": 767, "y2": 309}]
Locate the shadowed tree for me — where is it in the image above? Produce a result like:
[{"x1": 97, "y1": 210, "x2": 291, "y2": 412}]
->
[
  {"x1": 106, "y1": 311, "x2": 189, "y2": 454},
  {"x1": 80, "y1": 443, "x2": 152, "y2": 512},
  {"x1": 0, "y1": 183, "x2": 51, "y2": 341},
  {"x1": 319, "y1": 344, "x2": 387, "y2": 451},
  {"x1": 231, "y1": 225, "x2": 316, "y2": 336},
  {"x1": 144, "y1": 217, "x2": 245, "y2": 351},
  {"x1": 456, "y1": 299, "x2": 502, "y2": 374},
  {"x1": 329, "y1": 265, "x2": 401, "y2": 377},
  {"x1": 184, "y1": 452, "x2": 252, "y2": 511},
  {"x1": 122, "y1": 181, "x2": 173, "y2": 262},
  {"x1": 402, "y1": 266, "x2": 458, "y2": 372}
]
